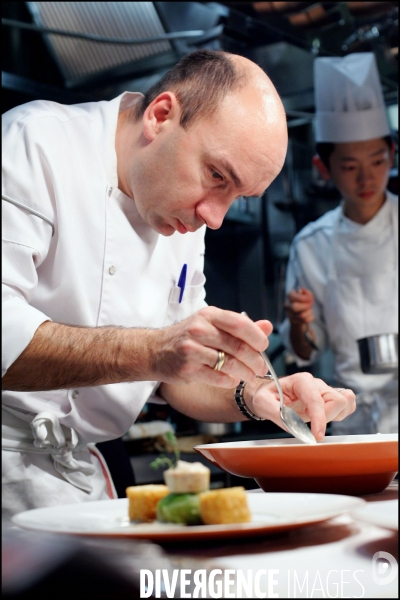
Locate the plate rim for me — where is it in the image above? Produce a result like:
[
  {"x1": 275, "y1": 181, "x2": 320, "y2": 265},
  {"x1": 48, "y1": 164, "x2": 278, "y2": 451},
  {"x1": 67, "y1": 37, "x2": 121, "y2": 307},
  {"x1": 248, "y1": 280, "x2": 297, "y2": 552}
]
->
[
  {"x1": 194, "y1": 433, "x2": 398, "y2": 451},
  {"x1": 12, "y1": 493, "x2": 366, "y2": 541},
  {"x1": 351, "y1": 499, "x2": 399, "y2": 532}
]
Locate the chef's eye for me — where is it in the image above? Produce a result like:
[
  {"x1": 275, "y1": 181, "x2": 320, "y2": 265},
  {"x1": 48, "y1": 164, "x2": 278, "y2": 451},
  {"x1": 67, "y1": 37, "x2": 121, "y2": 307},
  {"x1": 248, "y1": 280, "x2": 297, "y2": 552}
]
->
[{"x1": 211, "y1": 169, "x2": 223, "y2": 181}]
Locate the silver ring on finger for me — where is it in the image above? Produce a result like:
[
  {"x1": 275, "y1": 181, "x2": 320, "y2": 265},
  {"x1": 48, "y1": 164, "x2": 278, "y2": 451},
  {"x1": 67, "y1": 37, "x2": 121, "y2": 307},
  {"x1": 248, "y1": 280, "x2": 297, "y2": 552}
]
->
[
  {"x1": 213, "y1": 350, "x2": 225, "y2": 372},
  {"x1": 336, "y1": 388, "x2": 345, "y2": 393}
]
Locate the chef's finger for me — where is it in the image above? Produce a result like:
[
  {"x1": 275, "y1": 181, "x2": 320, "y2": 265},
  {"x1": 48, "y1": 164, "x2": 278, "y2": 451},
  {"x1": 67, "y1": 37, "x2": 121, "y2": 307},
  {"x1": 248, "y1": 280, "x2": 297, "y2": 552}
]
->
[
  {"x1": 287, "y1": 299, "x2": 314, "y2": 315},
  {"x1": 252, "y1": 373, "x2": 327, "y2": 440},
  {"x1": 196, "y1": 366, "x2": 240, "y2": 389},
  {"x1": 177, "y1": 333, "x2": 266, "y2": 383},
  {"x1": 288, "y1": 288, "x2": 313, "y2": 301},
  {"x1": 205, "y1": 347, "x2": 265, "y2": 384},
  {"x1": 288, "y1": 373, "x2": 327, "y2": 441},
  {"x1": 168, "y1": 318, "x2": 269, "y2": 382},
  {"x1": 254, "y1": 319, "x2": 274, "y2": 336},
  {"x1": 296, "y1": 287, "x2": 315, "y2": 301},
  {"x1": 306, "y1": 384, "x2": 356, "y2": 423},
  {"x1": 200, "y1": 307, "x2": 270, "y2": 352},
  {"x1": 284, "y1": 310, "x2": 310, "y2": 326},
  {"x1": 191, "y1": 325, "x2": 268, "y2": 378},
  {"x1": 327, "y1": 389, "x2": 357, "y2": 421}
]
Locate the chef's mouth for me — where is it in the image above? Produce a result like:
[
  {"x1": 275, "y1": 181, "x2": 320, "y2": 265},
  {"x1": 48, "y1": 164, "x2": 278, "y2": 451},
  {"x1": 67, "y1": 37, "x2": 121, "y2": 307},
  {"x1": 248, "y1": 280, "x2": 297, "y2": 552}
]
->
[
  {"x1": 358, "y1": 190, "x2": 376, "y2": 198},
  {"x1": 176, "y1": 220, "x2": 203, "y2": 234},
  {"x1": 176, "y1": 220, "x2": 189, "y2": 234}
]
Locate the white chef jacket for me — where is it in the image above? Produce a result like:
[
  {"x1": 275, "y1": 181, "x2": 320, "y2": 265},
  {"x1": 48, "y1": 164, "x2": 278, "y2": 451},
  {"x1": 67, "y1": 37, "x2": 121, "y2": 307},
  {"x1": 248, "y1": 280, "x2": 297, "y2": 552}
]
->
[
  {"x1": 2, "y1": 93, "x2": 207, "y2": 515},
  {"x1": 279, "y1": 192, "x2": 398, "y2": 433}
]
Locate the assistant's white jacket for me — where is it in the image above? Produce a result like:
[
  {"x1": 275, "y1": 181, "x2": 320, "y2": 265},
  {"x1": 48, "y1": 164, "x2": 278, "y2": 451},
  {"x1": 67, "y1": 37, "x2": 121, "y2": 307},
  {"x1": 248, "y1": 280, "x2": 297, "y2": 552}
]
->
[{"x1": 279, "y1": 193, "x2": 398, "y2": 433}]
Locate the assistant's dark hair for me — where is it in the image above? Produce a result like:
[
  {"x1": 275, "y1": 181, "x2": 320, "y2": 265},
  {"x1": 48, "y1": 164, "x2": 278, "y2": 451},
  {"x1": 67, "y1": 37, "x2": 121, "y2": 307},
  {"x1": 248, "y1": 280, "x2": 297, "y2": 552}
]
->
[
  {"x1": 316, "y1": 135, "x2": 394, "y2": 170},
  {"x1": 133, "y1": 49, "x2": 247, "y2": 129}
]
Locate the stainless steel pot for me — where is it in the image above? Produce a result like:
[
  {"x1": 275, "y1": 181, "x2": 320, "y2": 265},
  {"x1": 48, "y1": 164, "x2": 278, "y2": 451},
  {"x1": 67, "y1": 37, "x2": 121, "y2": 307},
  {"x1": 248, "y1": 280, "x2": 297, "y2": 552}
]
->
[{"x1": 357, "y1": 333, "x2": 398, "y2": 374}]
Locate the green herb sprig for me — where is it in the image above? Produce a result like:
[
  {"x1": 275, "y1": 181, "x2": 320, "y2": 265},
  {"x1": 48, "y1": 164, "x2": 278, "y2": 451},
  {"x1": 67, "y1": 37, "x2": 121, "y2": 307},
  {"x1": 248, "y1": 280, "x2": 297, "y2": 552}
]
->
[{"x1": 150, "y1": 430, "x2": 180, "y2": 470}]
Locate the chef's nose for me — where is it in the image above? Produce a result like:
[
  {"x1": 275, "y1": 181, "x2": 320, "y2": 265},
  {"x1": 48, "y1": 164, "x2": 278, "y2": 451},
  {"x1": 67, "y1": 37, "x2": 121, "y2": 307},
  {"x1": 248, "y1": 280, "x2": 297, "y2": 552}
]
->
[
  {"x1": 196, "y1": 197, "x2": 231, "y2": 230},
  {"x1": 358, "y1": 164, "x2": 374, "y2": 184}
]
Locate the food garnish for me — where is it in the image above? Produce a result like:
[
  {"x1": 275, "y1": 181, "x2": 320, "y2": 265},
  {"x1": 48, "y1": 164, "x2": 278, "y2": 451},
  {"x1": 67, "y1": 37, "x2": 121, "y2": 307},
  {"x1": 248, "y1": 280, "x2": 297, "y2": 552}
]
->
[{"x1": 127, "y1": 431, "x2": 251, "y2": 526}]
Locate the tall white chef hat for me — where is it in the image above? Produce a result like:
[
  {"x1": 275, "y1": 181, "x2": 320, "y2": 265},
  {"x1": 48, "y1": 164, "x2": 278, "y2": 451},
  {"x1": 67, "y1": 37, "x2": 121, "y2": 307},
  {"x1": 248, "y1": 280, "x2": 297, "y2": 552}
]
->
[{"x1": 314, "y1": 52, "x2": 390, "y2": 143}]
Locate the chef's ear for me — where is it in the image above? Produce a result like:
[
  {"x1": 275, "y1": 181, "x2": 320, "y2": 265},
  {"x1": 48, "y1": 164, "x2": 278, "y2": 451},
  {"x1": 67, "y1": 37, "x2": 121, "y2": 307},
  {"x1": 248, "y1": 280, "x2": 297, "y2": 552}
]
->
[
  {"x1": 143, "y1": 92, "x2": 180, "y2": 140},
  {"x1": 312, "y1": 154, "x2": 331, "y2": 181}
]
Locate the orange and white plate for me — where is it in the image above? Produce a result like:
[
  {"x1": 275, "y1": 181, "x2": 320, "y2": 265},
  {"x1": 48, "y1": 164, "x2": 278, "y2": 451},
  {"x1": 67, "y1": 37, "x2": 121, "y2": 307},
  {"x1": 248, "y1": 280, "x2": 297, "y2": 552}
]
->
[
  {"x1": 12, "y1": 493, "x2": 364, "y2": 542},
  {"x1": 195, "y1": 433, "x2": 398, "y2": 496}
]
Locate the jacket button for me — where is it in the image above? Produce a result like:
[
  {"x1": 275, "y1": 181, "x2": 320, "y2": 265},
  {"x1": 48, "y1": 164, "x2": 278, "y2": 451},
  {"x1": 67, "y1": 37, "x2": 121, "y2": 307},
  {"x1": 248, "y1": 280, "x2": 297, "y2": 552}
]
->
[
  {"x1": 108, "y1": 187, "x2": 113, "y2": 196},
  {"x1": 71, "y1": 390, "x2": 79, "y2": 399},
  {"x1": 109, "y1": 266, "x2": 117, "y2": 275}
]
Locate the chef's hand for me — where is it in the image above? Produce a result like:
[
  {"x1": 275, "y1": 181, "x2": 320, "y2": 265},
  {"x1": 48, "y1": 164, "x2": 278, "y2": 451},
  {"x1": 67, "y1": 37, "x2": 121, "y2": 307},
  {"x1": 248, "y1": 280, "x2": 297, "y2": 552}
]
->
[
  {"x1": 149, "y1": 306, "x2": 272, "y2": 388},
  {"x1": 284, "y1": 287, "x2": 315, "y2": 326},
  {"x1": 245, "y1": 373, "x2": 356, "y2": 441},
  {"x1": 284, "y1": 287, "x2": 318, "y2": 357}
]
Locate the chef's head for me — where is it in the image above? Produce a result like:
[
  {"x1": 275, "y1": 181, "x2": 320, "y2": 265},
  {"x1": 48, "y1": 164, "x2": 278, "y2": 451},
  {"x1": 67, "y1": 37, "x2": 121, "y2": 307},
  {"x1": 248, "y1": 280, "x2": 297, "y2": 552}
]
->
[
  {"x1": 116, "y1": 50, "x2": 288, "y2": 236},
  {"x1": 312, "y1": 52, "x2": 395, "y2": 217}
]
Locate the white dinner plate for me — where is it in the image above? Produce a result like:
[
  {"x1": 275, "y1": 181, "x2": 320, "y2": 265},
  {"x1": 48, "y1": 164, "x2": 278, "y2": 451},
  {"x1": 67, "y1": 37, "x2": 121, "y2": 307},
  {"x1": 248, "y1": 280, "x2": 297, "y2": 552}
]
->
[
  {"x1": 351, "y1": 500, "x2": 398, "y2": 532},
  {"x1": 12, "y1": 493, "x2": 365, "y2": 542}
]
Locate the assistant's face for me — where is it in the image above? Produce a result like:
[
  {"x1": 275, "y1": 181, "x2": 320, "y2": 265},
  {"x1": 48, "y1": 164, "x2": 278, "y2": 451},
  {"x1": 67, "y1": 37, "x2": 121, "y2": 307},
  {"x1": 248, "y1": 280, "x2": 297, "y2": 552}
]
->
[
  {"x1": 328, "y1": 138, "x2": 394, "y2": 214},
  {"x1": 126, "y1": 89, "x2": 287, "y2": 236}
]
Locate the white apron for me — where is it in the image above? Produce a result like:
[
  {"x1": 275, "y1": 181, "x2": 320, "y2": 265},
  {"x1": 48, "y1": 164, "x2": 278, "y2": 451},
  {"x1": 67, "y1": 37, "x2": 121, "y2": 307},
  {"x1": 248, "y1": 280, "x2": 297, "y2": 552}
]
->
[
  {"x1": 2, "y1": 404, "x2": 117, "y2": 523},
  {"x1": 323, "y1": 200, "x2": 398, "y2": 434}
]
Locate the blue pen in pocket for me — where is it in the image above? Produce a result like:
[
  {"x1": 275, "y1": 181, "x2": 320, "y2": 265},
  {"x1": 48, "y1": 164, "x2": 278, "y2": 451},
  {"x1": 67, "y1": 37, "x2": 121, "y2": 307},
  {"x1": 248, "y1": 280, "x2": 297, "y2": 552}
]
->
[{"x1": 178, "y1": 264, "x2": 187, "y2": 303}]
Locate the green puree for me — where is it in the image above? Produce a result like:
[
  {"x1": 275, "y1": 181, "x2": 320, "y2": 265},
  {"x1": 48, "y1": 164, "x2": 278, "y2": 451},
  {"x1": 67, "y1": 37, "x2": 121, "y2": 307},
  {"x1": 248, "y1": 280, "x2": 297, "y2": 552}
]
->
[{"x1": 157, "y1": 493, "x2": 203, "y2": 525}]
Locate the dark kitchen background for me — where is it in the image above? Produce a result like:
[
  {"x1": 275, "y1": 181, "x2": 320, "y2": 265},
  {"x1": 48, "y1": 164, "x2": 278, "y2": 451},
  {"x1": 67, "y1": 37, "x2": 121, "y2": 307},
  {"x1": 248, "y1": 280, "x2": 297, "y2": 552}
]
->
[{"x1": 2, "y1": 2, "x2": 398, "y2": 488}]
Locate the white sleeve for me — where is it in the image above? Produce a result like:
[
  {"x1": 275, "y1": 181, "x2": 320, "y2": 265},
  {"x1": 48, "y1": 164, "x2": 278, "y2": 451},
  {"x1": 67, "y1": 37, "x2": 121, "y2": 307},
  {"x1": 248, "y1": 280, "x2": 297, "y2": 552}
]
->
[
  {"x1": 1, "y1": 292, "x2": 50, "y2": 377},
  {"x1": 2, "y1": 112, "x2": 55, "y2": 376}
]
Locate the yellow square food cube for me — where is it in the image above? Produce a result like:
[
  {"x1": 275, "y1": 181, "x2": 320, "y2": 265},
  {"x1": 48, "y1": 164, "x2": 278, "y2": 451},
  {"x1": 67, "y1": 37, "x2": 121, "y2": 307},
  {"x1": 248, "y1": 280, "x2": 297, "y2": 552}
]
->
[
  {"x1": 199, "y1": 486, "x2": 251, "y2": 524},
  {"x1": 126, "y1": 484, "x2": 169, "y2": 522}
]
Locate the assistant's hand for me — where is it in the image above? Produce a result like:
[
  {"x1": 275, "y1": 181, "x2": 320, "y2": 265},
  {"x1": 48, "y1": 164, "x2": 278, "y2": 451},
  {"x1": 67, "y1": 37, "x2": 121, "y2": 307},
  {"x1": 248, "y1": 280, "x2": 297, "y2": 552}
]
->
[
  {"x1": 245, "y1": 373, "x2": 356, "y2": 442},
  {"x1": 147, "y1": 306, "x2": 273, "y2": 388},
  {"x1": 284, "y1": 287, "x2": 315, "y2": 326}
]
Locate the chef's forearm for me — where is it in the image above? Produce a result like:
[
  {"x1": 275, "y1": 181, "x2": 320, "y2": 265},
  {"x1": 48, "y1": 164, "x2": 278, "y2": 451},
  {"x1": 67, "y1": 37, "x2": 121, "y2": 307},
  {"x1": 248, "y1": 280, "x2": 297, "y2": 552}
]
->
[
  {"x1": 158, "y1": 380, "x2": 267, "y2": 423},
  {"x1": 2, "y1": 321, "x2": 156, "y2": 392},
  {"x1": 289, "y1": 322, "x2": 313, "y2": 360},
  {"x1": 159, "y1": 381, "x2": 247, "y2": 422}
]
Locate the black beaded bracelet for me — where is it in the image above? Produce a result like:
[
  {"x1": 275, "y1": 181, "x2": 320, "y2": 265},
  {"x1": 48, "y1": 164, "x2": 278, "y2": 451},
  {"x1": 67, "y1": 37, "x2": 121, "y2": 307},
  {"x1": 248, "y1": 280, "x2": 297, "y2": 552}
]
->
[{"x1": 234, "y1": 375, "x2": 273, "y2": 421}]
